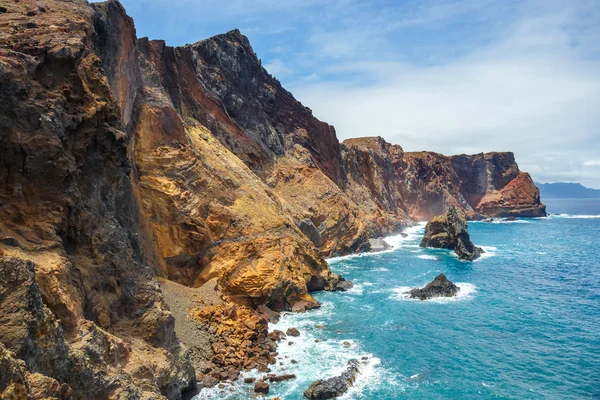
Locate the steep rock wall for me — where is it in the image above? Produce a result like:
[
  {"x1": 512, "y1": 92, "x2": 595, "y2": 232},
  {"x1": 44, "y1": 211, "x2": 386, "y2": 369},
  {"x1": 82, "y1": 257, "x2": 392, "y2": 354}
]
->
[
  {"x1": 0, "y1": 0, "x2": 193, "y2": 398},
  {"x1": 342, "y1": 138, "x2": 546, "y2": 220}
]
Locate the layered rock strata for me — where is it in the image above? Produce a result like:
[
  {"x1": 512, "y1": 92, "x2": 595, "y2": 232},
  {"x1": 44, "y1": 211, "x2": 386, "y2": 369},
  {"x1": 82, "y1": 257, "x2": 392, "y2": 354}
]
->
[{"x1": 420, "y1": 207, "x2": 484, "y2": 260}]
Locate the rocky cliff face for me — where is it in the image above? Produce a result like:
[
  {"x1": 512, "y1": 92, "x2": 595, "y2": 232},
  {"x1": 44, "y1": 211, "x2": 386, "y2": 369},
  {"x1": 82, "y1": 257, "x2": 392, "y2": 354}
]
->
[
  {"x1": 0, "y1": 1, "x2": 193, "y2": 398},
  {"x1": 0, "y1": 0, "x2": 545, "y2": 398},
  {"x1": 342, "y1": 137, "x2": 546, "y2": 221}
]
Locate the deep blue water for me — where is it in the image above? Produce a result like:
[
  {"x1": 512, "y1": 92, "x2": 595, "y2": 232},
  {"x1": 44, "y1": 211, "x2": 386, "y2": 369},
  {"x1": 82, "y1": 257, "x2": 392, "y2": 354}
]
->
[{"x1": 197, "y1": 199, "x2": 600, "y2": 399}]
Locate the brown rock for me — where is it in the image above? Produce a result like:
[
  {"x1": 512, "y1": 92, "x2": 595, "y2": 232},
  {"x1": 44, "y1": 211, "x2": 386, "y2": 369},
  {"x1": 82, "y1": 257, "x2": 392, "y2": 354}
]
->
[
  {"x1": 254, "y1": 380, "x2": 269, "y2": 394},
  {"x1": 286, "y1": 327, "x2": 300, "y2": 337},
  {"x1": 268, "y1": 374, "x2": 296, "y2": 382},
  {"x1": 420, "y1": 207, "x2": 483, "y2": 260}
]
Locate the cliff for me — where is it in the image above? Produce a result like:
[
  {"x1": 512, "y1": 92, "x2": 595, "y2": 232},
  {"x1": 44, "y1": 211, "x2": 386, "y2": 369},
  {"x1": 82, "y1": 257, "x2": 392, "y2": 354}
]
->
[
  {"x1": 342, "y1": 137, "x2": 546, "y2": 220},
  {"x1": 0, "y1": 0, "x2": 545, "y2": 398}
]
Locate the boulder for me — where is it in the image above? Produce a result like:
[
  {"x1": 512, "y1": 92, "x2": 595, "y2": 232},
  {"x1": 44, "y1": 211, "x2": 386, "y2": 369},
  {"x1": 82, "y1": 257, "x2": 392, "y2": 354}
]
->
[
  {"x1": 286, "y1": 328, "x2": 300, "y2": 337},
  {"x1": 406, "y1": 274, "x2": 460, "y2": 300},
  {"x1": 368, "y1": 237, "x2": 391, "y2": 252},
  {"x1": 504, "y1": 216, "x2": 517, "y2": 221},
  {"x1": 267, "y1": 374, "x2": 296, "y2": 382},
  {"x1": 304, "y1": 359, "x2": 361, "y2": 399},
  {"x1": 420, "y1": 207, "x2": 483, "y2": 261},
  {"x1": 254, "y1": 380, "x2": 269, "y2": 394}
]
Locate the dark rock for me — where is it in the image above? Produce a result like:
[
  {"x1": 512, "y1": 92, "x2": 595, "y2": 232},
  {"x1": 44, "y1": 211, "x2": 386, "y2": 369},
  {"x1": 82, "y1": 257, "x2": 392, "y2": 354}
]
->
[
  {"x1": 504, "y1": 216, "x2": 517, "y2": 221},
  {"x1": 304, "y1": 359, "x2": 361, "y2": 399},
  {"x1": 297, "y1": 219, "x2": 324, "y2": 247},
  {"x1": 286, "y1": 327, "x2": 300, "y2": 337},
  {"x1": 254, "y1": 380, "x2": 269, "y2": 394},
  {"x1": 420, "y1": 206, "x2": 484, "y2": 260},
  {"x1": 406, "y1": 274, "x2": 459, "y2": 301},
  {"x1": 201, "y1": 374, "x2": 219, "y2": 388},
  {"x1": 333, "y1": 277, "x2": 353, "y2": 292},
  {"x1": 268, "y1": 374, "x2": 296, "y2": 382},
  {"x1": 368, "y1": 237, "x2": 391, "y2": 252},
  {"x1": 244, "y1": 377, "x2": 256, "y2": 384}
]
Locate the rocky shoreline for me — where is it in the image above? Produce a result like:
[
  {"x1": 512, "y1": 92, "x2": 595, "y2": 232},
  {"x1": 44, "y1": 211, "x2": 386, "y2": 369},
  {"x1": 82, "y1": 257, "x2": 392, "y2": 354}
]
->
[{"x1": 0, "y1": 0, "x2": 546, "y2": 398}]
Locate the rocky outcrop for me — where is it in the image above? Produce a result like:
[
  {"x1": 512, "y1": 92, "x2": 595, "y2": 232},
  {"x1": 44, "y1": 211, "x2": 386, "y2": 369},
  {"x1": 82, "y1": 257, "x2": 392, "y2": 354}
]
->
[
  {"x1": 369, "y1": 237, "x2": 392, "y2": 252},
  {"x1": 342, "y1": 138, "x2": 546, "y2": 221},
  {"x1": 420, "y1": 207, "x2": 483, "y2": 260},
  {"x1": 406, "y1": 274, "x2": 460, "y2": 300},
  {"x1": 304, "y1": 359, "x2": 362, "y2": 399}
]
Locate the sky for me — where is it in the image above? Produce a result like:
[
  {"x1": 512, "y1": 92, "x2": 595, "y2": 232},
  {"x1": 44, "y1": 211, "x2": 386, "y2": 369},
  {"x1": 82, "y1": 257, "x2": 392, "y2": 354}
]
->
[{"x1": 112, "y1": 0, "x2": 600, "y2": 188}]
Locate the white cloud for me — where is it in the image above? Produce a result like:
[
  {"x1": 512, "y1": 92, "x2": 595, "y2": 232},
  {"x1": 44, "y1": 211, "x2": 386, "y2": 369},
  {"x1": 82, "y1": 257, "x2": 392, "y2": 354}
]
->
[{"x1": 285, "y1": 0, "x2": 600, "y2": 187}]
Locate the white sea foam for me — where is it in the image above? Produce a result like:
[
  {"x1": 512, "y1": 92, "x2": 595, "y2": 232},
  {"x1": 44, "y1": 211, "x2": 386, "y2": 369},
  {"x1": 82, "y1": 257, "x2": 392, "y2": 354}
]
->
[
  {"x1": 390, "y1": 282, "x2": 477, "y2": 303},
  {"x1": 471, "y1": 219, "x2": 530, "y2": 224},
  {"x1": 267, "y1": 305, "x2": 392, "y2": 399},
  {"x1": 326, "y1": 221, "x2": 426, "y2": 264},
  {"x1": 476, "y1": 245, "x2": 497, "y2": 261},
  {"x1": 345, "y1": 283, "x2": 364, "y2": 295},
  {"x1": 549, "y1": 214, "x2": 600, "y2": 219},
  {"x1": 417, "y1": 254, "x2": 439, "y2": 261},
  {"x1": 383, "y1": 222, "x2": 427, "y2": 250}
]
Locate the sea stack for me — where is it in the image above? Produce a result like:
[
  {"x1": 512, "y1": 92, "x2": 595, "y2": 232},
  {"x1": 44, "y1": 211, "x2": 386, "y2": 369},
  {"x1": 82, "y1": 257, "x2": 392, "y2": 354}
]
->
[
  {"x1": 406, "y1": 274, "x2": 460, "y2": 300},
  {"x1": 420, "y1": 207, "x2": 484, "y2": 261}
]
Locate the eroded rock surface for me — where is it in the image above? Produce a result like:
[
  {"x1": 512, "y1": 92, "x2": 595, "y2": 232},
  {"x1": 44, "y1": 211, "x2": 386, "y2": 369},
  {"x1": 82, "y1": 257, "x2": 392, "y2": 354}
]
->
[
  {"x1": 407, "y1": 274, "x2": 460, "y2": 300},
  {"x1": 304, "y1": 359, "x2": 362, "y2": 399},
  {"x1": 420, "y1": 207, "x2": 484, "y2": 260}
]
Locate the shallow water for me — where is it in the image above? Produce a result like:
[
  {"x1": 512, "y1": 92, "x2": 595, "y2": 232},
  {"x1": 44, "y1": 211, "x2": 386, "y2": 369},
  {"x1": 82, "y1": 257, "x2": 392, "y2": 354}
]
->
[{"x1": 195, "y1": 198, "x2": 600, "y2": 399}]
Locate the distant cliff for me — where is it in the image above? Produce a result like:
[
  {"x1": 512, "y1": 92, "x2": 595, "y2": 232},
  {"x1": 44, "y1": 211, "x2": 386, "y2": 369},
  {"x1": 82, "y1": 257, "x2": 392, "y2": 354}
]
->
[
  {"x1": 536, "y1": 182, "x2": 600, "y2": 198},
  {"x1": 0, "y1": 0, "x2": 545, "y2": 398}
]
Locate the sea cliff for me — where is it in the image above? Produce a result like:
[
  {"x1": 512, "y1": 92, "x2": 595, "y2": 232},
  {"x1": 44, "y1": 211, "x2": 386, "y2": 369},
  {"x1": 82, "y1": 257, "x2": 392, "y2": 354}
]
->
[{"x1": 0, "y1": 0, "x2": 545, "y2": 398}]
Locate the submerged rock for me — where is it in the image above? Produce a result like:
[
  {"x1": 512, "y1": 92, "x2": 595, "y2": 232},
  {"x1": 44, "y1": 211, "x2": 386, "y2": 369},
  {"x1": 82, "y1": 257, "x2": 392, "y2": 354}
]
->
[
  {"x1": 304, "y1": 359, "x2": 361, "y2": 399},
  {"x1": 406, "y1": 274, "x2": 460, "y2": 300},
  {"x1": 420, "y1": 207, "x2": 484, "y2": 261},
  {"x1": 368, "y1": 237, "x2": 392, "y2": 252}
]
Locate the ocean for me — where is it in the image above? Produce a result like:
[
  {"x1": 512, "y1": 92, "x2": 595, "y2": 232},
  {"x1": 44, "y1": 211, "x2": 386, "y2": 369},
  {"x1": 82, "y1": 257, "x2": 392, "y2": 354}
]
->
[{"x1": 196, "y1": 198, "x2": 600, "y2": 399}]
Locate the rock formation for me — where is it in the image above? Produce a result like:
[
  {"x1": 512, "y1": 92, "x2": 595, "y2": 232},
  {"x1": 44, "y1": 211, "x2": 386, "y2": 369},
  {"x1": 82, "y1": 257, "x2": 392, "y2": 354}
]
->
[
  {"x1": 304, "y1": 359, "x2": 362, "y2": 399},
  {"x1": 369, "y1": 237, "x2": 392, "y2": 252},
  {"x1": 342, "y1": 137, "x2": 546, "y2": 221},
  {"x1": 420, "y1": 207, "x2": 484, "y2": 260},
  {"x1": 0, "y1": 0, "x2": 546, "y2": 397},
  {"x1": 406, "y1": 274, "x2": 460, "y2": 300}
]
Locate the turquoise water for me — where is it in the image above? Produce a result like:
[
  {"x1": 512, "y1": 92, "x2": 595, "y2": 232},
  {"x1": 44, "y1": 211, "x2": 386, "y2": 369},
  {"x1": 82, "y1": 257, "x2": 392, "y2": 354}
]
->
[{"x1": 197, "y1": 199, "x2": 600, "y2": 399}]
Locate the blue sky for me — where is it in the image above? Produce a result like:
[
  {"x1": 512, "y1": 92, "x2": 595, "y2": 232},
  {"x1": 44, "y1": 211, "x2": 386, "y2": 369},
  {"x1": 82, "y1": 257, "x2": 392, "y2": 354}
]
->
[{"x1": 113, "y1": 0, "x2": 600, "y2": 188}]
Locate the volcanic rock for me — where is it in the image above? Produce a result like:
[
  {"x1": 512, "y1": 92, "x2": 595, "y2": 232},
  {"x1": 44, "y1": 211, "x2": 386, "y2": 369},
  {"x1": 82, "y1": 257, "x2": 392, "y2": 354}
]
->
[
  {"x1": 267, "y1": 374, "x2": 296, "y2": 382},
  {"x1": 368, "y1": 237, "x2": 392, "y2": 252},
  {"x1": 406, "y1": 274, "x2": 460, "y2": 300},
  {"x1": 304, "y1": 359, "x2": 361, "y2": 399},
  {"x1": 286, "y1": 328, "x2": 301, "y2": 337},
  {"x1": 420, "y1": 207, "x2": 484, "y2": 260},
  {"x1": 254, "y1": 380, "x2": 269, "y2": 394}
]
